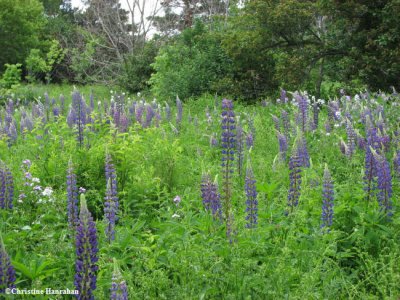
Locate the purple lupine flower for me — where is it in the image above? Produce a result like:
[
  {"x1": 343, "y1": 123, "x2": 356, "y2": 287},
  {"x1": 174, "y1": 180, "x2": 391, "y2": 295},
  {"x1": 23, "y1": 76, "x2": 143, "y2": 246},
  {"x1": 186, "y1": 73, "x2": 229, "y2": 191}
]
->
[
  {"x1": 328, "y1": 101, "x2": 340, "y2": 122},
  {"x1": 345, "y1": 119, "x2": 356, "y2": 158},
  {"x1": 119, "y1": 113, "x2": 129, "y2": 132},
  {"x1": 295, "y1": 93, "x2": 308, "y2": 132},
  {"x1": 364, "y1": 128, "x2": 379, "y2": 201},
  {"x1": 20, "y1": 113, "x2": 34, "y2": 135},
  {"x1": 244, "y1": 162, "x2": 258, "y2": 228},
  {"x1": 356, "y1": 131, "x2": 366, "y2": 150},
  {"x1": 271, "y1": 114, "x2": 280, "y2": 132},
  {"x1": 210, "y1": 134, "x2": 218, "y2": 147},
  {"x1": 53, "y1": 106, "x2": 60, "y2": 118},
  {"x1": 135, "y1": 102, "x2": 144, "y2": 125},
  {"x1": 200, "y1": 173, "x2": 222, "y2": 219},
  {"x1": 371, "y1": 148, "x2": 393, "y2": 217},
  {"x1": 288, "y1": 144, "x2": 302, "y2": 213},
  {"x1": 321, "y1": 165, "x2": 334, "y2": 232},
  {"x1": 144, "y1": 104, "x2": 154, "y2": 128},
  {"x1": 280, "y1": 88, "x2": 287, "y2": 104},
  {"x1": 236, "y1": 124, "x2": 244, "y2": 176},
  {"x1": 7, "y1": 122, "x2": 17, "y2": 143},
  {"x1": 72, "y1": 91, "x2": 87, "y2": 147},
  {"x1": 176, "y1": 96, "x2": 183, "y2": 129},
  {"x1": 67, "y1": 159, "x2": 79, "y2": 228},
  {"x1": 296, "y1": 133, "x2": 310, "y2": 168},
  {"x1": 277, "y1": 132, "x2": 288, "y2": 161},
  {"x1": 246, "y1": 131, "x2": 253, "y2": 149},
  {"x1": 74, "y1": 194, "x2": 99, "y2": 300},
  {"x1": 221, "y1": 99, "x2": 236, "y2": 240},
  {"x1": 110, "y1": 260, "x2": 128, "y2": 300},
  {"x1": 67, "y1": 107, "x2": 77, "y2": 128},
  {"x1": 0, "y1": 236, "x2": 16, "y2": 293},
  {"x1": 164, "y1": 102, "x2": 171, "y2": 121},
  {"x1": 378, "y1": 128, "x2": 390, "y2": 152},
  {"x1": 308, "y1": 113, "x2": 317, "y2": 131},
  {"x1": 5, "y1": 99, "x2": 13, "y2": 116},
  {"x1": 0, "y1": 162, "x2": 13, "y2": 209},
  {"x1": 105, "y1": 153, "x2": 118, "y2": 242}
]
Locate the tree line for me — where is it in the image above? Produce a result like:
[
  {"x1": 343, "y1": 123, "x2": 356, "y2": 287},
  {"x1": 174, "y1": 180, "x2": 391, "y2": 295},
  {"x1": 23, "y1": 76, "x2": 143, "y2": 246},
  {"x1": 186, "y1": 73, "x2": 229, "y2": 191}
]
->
[{"x1": 1, "y1": 0, "x2": 399, "y2": 100}]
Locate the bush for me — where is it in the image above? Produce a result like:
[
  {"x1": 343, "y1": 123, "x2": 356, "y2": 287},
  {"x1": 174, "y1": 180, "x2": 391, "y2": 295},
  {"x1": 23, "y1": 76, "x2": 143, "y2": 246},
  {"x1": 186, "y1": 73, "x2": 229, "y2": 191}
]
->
[
  {"x1": 0, "y1": 63, "x2": 22, "y2": 89},
  {"x1": 149, "y1": 21, "x2": 233, "y2": 101},
  {"x1": 0, "y1": 63, "x2": 22, "y2": 102}
]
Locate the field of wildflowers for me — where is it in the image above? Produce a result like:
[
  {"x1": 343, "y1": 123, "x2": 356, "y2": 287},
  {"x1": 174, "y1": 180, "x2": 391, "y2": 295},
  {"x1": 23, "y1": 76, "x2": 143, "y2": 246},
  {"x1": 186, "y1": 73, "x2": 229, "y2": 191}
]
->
[{"x1": 0, "y1": 88, "x2": 399, "y2": 299}]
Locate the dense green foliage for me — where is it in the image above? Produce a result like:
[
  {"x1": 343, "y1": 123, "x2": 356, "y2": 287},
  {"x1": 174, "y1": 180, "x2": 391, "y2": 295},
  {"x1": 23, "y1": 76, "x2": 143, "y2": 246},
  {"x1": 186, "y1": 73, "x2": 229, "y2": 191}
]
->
[{"x1": 0, "y1": 0, "x2": 46, "y2": 73}]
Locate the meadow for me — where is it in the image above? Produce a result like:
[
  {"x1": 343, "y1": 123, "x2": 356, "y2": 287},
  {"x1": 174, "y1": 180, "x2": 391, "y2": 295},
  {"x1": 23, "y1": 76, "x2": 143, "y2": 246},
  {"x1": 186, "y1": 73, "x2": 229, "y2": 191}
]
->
[{"x1": 0, "y1": 87, "x2": 399, "y2": 299}]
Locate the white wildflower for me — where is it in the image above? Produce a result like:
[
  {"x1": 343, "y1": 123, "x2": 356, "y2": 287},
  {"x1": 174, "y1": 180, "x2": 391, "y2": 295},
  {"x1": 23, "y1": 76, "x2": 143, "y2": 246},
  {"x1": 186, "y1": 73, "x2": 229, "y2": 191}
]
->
[{"x1": 42, "y1": 187, "x2": 53, "y2": 197}]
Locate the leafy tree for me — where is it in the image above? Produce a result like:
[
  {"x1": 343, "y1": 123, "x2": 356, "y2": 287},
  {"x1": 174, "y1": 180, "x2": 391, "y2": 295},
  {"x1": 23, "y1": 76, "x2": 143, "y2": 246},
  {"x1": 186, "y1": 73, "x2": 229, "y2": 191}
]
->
[
  {"x1": 0, "y1": 0, "x2": 46, "y2": 73},
  {"x1": 25, "y1": 40, "x2": 66, "y2": 84}
]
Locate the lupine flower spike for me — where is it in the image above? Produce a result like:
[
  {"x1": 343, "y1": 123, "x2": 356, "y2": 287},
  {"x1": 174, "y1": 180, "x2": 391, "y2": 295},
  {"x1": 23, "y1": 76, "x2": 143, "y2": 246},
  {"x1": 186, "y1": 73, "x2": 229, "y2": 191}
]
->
[
  {"x1": 200, "y1": 173, "x2": 222, "y2": 220},
  {"x1": 0, "y1": 161, "x2": 14, "y2": 209},
  {"x1": 0, "y1": 234, "x2": 16, "y2": 293},
  {"x1": 75, "y1": 194, "x2": 99, "y2": 300},
  {"x1": 221, "y1": 99, "x2": 236, "y2": 240},
  {"x1": 287, "y1": 141, "x2": 302, "y2": 213},
  {"x1": 105, "y1": 153, "x2": 119, "y2": 242},
  {"x1": 110, "y1": 258, "x2": 128, "y2": 300},
  {"x1": 244, "y1": 159, "x2": 258, "y2": 228},
  {"x1": 370, "y1": 147, "x2": 393, "y2": 218},
  {"x1": 321, "y1": 164, "x2": 334, "y2": 232}
]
